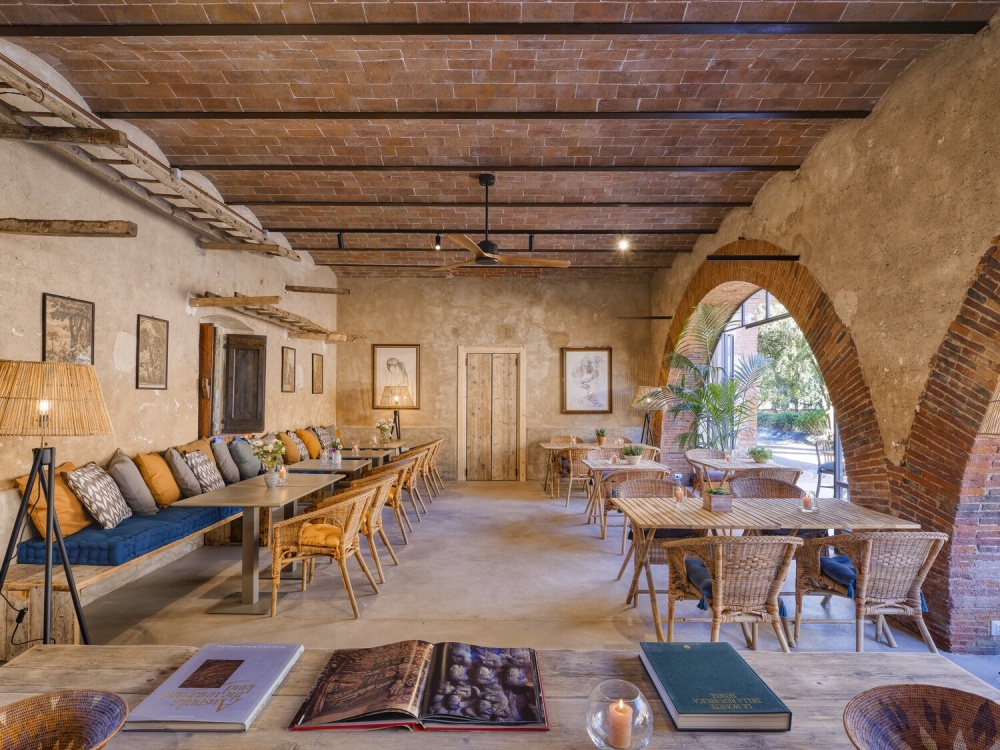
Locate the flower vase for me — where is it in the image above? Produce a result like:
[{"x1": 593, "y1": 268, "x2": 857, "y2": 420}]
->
[
  {"x1": 379, "y1": 429, "x2": 390, "y2": 445},
  {"x1": 264, "y1": 468, "x2": 279, "y2": 489},
  {"x1": 332, "y1": 450, "x2": 342, "y2": 465}
]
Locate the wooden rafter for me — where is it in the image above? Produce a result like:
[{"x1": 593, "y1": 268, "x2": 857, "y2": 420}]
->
[
  {"x1": 284, "y1": 285, "x2": 350, "y2": 295},
  {"x1": 0, "y1": 218, "x2": 137, "y2": 237},
  {"x1": 197, "y1": 237, "x2": 301, "y2": 261},
  {"x1": 192, "y1": 292, "x2": 362, "y2": 343},
  {"x1": 0, "y1": 123, "x2": 127, "y2": 146},
  {"x1": 188, "y1": 295, "x2": 281, "y2": 308}
]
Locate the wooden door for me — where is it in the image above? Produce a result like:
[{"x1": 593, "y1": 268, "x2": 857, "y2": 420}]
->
[
  {"x1": 223, "y1": 334, "x2": 266, "y2": 433},
  {"x1": 466, "y1": 352, "x2": 519, "y2": 480},
  {"x1": 197, "y1": 324, "x2": 215, "y2": 438}
]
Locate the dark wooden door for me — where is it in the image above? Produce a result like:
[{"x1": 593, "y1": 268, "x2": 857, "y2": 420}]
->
[{"x1": 223, "y1": 334, "x2": 266, "y2": 433}]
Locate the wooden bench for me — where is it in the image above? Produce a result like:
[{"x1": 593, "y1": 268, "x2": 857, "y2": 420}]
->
[{"x1": 0, "y1": 511, "x2": 241, "y2": 661}]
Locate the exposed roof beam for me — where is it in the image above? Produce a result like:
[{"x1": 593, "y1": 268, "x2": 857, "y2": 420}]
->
[
  {"x1": 0, "y1": 123, "x2": 127, "y2": 146},
  {"x1": 284, "y1": 285, "x2": 350, "y2": 296},
  {"x1": 276, "y1": 227, "x2": 707, "y2": 236},
  {"x1": 301, "y1": 247, "x2": 692, "y2": 254},
  {"x1": 0, "y1": 218, "x2": 137, "y2": 237},
  {"x1": 238, "y1": 199, "x2": 752, "y2": 209},
  {"x1": 0, "y1": 22, "x2": 983, "y2": 37},
  {"x1": 178, "y1": 164, "x2": 796, "y2": 174},
  {"x1": 96, "y1": 109, "x2": 867, "y2": 121}
]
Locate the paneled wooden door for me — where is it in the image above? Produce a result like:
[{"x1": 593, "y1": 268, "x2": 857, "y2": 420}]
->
[{"x1": 458, "y1": 347, "x2": 527, "y2": 481}]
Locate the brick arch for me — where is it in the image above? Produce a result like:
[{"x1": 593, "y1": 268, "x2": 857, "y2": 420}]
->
[
  {"x1": 895, "y1": 241, "x2": 1000, "y2": 652},
  {"x1": 656, "y1": 239, "x2": 891, "y2": 509}
]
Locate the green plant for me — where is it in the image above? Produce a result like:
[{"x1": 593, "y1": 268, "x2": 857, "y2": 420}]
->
[
  {"x1": 642, "y1": 304, "x2": 770, "y2": 451},
  {"x1": 748, "y1": 446, "x2": 773, "y2": 461},
  {"x1": 621, "y1": 444, "x2": 643, "y2": 456},
  {"x1": 250, "y1": 437, "x2": 285, "y2": 470},
  {"x1": 757, "y1": 409, "x2": 829, "y2": 435},
  {"x1": 706, "y1": 486, "x2": 731, "y2": 495},
  {"x1": 595, "y1": 428, "x2": 606, "y2": 437}
]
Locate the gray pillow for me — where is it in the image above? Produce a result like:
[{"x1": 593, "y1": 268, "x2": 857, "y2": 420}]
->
[
  {"x1": 164, "y1": 447, "x2": 202, "y2": 498},
  {"x1": 229, "y1": 438, "x2": 262, "y2": 480},
  {"x1": 211, "y1": 439, "x2": 241, "y2": 484},
  {"x1": 64, "y1": 462, "x2": 132, "y2": 529},
  {"x1": 106, "y1": 449, "x2": 158, "y2": 515}
]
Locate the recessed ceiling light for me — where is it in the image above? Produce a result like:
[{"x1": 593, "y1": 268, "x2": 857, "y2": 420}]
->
[{"x1": 617, "y1": 238, "x2": 630, "y2": 251}]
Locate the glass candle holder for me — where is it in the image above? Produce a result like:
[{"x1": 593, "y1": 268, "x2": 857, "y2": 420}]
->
[
  {"x1": 586, "y1": 680, "x2": 653, "y2": 750},
  {"x1": 800, "y1": 493, "x2": 817, "y2": 513}
]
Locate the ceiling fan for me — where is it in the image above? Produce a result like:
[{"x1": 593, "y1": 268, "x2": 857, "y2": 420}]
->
[{"x1": 431, "y1": 174, "x2": 571, "y2": 273}]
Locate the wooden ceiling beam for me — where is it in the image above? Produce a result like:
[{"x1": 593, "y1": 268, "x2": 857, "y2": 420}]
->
[
  {"x1": 196, "y1": 237, "x2": 301, "y2": 261},
  {"x1": 176, "y1": 164, "x2": 795, "y2": 174},
  {"x1": 188, "y1": 295, "x2": 282, "y2": 308},
  {"x1": 0, "y1": 218, "x2": 137, "y2": 237},
  {"x1": 0, "y1": 123, "x2": 127, "y2": 146},
  {"x1": 239, "y1": 199, "x2": 753, "y2": 208},
  {"x1": 284, "y1": 285, "x2": 350, "y2": 296}
]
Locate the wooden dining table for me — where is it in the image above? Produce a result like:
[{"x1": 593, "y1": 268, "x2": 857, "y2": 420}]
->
[
  {"x1": 686, "y1": 455, "x2": 793, "y2": 490},
  {"x1": 538, "y1": 441, "x2": 661, "y2": 497},
  {"x1": 289, "y1": 456, "x2": 371, "y2": 480},
  {"x1": 613, "y1": 495, "x2": 921, "y2": 641},
  {"x1": 581, "y1": 457, "x2": 670, "y2": 537}
]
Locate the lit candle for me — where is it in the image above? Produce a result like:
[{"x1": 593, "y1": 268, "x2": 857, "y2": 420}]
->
[
  {"x1": 674, "y1": 485, "x2": 685, "y2": 506},
  {"x1": 802, "y1": 494, "x2": 814, "y2": 511},
  {"x1": 607, "y1": 698, "x2": 633, "y2": 749},
  {"x1": 277, "y1": 464, "x2": 286, "y2": 480}
]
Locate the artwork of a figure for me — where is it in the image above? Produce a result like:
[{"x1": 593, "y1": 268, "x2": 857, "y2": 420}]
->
[
  {"x1": 372, "y1": 346, "x2": 420, "y2": 409},
  {"x1": 562, "y1": 348, "x2": 612, "y2": 414},
  {"x1": 385, "y1": 357, "x2": 408, "y2": 386},
  {"x1": 571, "y1": 354, "x2": 603, "y2": 408}
]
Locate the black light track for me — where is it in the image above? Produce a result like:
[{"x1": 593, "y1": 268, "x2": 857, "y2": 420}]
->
[
  {"x1": 177, "y1": 163, "x2": 797, "y2": 174},
  {"x1": 238, "y1": 200, "x2": 752, "y2": 208},
  {"x1": 705, "y1": 254, "x2": 801, "y2": 261},
  {"x1": 275, "y1": 227, "x2": 709, "y2": 236}
]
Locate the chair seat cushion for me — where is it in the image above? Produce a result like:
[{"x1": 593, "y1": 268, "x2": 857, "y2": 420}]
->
[
  {"x1": 627, "y1": 528, "x2": 699, "y2": 541},
  {"x1": 685, "y1": 558, "x2": 714, "y2": 610},
  {"x1": 299, "y1": 522, "x2": 342, "y2": 548},
  {"x1": 820, "y1": 554, "x2": 857, "y2": 597},
  {"x1": 818, "y1": 461, "x2": 835, "y2": 472}
]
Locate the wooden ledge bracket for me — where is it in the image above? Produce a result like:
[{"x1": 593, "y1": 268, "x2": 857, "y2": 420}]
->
[
  {"x1": 197, "y1": 238, "x2": 301, "y2": 262},
  {"x1": 188, "y1": 294, "x2": 282, "y2": 308},
  {"x1": 284, "y1": 284, "x2": 350, "y2": 295},
  {"x1": 193, "y1": 291, "x2": 362, "y2": 342},
  {"x1": 0, "y1": 218, "x2": 137, "y2": 237},
  {"x1": 0, "y1": 123, "x2": 128, "y2": 147}
]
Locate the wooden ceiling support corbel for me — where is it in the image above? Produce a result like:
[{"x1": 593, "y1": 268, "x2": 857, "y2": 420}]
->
[
  {"x1": 188, "y1": 294, "x2": 282, "y2": 308},
  {"x1": 197, "y1": 237, "x2": 301, "y2": 261},
  {"x1": 284, "y1": 285, "x2": 350, "y2": 295}
]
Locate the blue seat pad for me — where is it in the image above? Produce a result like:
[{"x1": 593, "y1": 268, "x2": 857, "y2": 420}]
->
[{"x1": 18, "y1": 506, "x2": 240, "y2": 566}]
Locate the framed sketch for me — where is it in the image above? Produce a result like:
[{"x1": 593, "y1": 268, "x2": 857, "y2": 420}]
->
[
  {"x1": 372, "y1": 344, "x2": 420, "y2": 409},
  {"x1": 136, "y1": 315, "x2": 169, "y2": 389},
  {"x1": 281, "y1": 346, "x2": 296, "y2": 392},
  {"x1": 312, "y1": 353, "x2": 324, "y2": 395},
  {"x1": 42, "y1": 293, "x2": 95, "y2": 364},
  {"x1": 561, "y1": 347, "x2": 612, "y2": 414}
]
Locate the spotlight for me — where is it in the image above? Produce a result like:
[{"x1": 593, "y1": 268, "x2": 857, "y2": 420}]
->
[
  {"x1": 435, "y1": 233, "x2": 442, "y2": 251},
  {"x1": 337, "y1": 232, "x2": 345, "y2": 249},
  {"x1": 617, "y1": 238, "x2": 630, "y2": 251},
  {"x1": 529, "y1": 234, "x2": 535, "y2": 252}
]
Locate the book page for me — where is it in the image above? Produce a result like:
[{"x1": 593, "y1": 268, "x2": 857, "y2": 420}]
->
[{"x1": 294, "y1": 640, "x2": 434, "y2": 727}]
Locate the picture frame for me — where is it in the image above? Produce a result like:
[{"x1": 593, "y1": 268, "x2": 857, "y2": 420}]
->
[
  {"x1": 312, "y1": 353, "x2": 324, "y2": 395},
  {"x1": 281, "y1": 346, "x2": 296, "y2": 393},
  {"x1": 561, "y1": 347, "x2": 613, "y2": 414},
  {"x1": 372, "y1": 344, "x2": 420, "y2": 409},
  {"x1": 136, "y1": 314, "x2": 169, "y2": 390},
  {"x1": 42, "y1": 293, "x2": 95, "y2": 365}
]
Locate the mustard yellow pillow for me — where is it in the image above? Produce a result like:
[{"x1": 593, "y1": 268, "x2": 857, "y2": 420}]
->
[
  {"x1": 135, "y1": 452, "x2": 181, "y2": 506},
  {"x1": 176, "y1": 438, "x2": 217, "y2": 469},
  {"x1": 299, "y1": 522, "x2": 342, "y2": 547},
  {"x1": 296, "y1": 429, "x2": 322, "y2": 459},
  {"x1": 16, "y1": 461, "x2": 92, "y2": 537},
  {"x1": 278, "y1": 432, "x2": 301, "y2": 464}
]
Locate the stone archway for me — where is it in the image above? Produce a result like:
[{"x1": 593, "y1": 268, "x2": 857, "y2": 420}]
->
[{"x1": 656, "y1": 239, "x2": 891, "y2": 510}]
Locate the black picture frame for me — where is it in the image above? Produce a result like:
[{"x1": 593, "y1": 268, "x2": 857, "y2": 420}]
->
[
  {"x1": 42, "y1": 293, "x2": 95, "y2": 365},
  {"x1": 136, "y1": 314, "x2": 169, "y2": 390}
]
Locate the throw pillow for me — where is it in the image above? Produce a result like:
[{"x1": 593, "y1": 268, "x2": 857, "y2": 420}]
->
[
  {"x1": 176, "y1": 438, "x2": 218, "y2": 469},
  {"x1": 296, "y1": 428, "x2": 322, "y2": 459},
  {"x1": 15, "y1": 461, "x2": 92, "y2": 538},
  {"x1": 229, "y1": 438, "x2": 262, "y2": 480},
  {"x1": 63, "y1": 462, "x2": 132, "y2": 529},
  {"x1": 184, "y1": 450, "x2": 226, "y2": 493},
  {"x1": 164, "y1": 448, "x2": 202, "y2": 498},
  {"x1": 135, "y1": 452, "x2": 181, "y2": 507},
  {"x1": 278, "y1": 432, "x2": 301, "y2": 464},
  {"x1": 211, "y1": 439, "x2": 241, "y2": 484},
  {"x1": 312, "y1": 425, "x2": 334, "y2": 451},
  {"x1": 106, "y1": 449, "x2": 158, "y2": 515}
]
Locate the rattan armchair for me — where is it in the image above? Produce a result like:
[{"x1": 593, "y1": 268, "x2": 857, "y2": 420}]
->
[
  {"x1": 270, "y1": 485, "x2": 380, "y2": 618},
  {"x1": 558, "y1": 446, "x2": 592, "y2": 507},
  {"x1": 336, "y1": 472, "x2": 399, "y2": 583},
  {"x1": 392, "y1": 447, "x2": 430, "y2": 518},
  {"x1": 615, "y1": 478, "x2": 697, "y2": 583},
  {"x1": 660, "y1": 535, "x2": 802, "y2": 650},
  {"x1": 730, "y1": 476, "x2": 829, "y2": 540},
  {"x1": 746, "y1": 467, "x2": 803, "y2": 485},
  {"x1": 408, "y1": 440, "x2": 442, "y2": 498},
  {"x1": 685, "y1": 448, "x2": 727, "y2": 492},
  {"x1": 794, "y1": 531, "x2": 947, "y2": 652}
]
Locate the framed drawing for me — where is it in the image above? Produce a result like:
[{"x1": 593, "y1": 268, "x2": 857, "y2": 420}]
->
[
  {"x1": 281, "y1": 346, "x2": 296, "y2": 392},
  {"x1": 312, "y1": 353, "x2": 323, "y2": 395},
  {"x1": 42, "y1": 293, "x2": 95, "y2": 364},
  {"x1": 136, "y1": 314, "x2": 169, "y2": 390},
  {"x1": 561, "y1": 347, "x2": 612, "y2": 414},
  {"x1": 372, "y1": 344, "x2": 420, "y2": 409}
]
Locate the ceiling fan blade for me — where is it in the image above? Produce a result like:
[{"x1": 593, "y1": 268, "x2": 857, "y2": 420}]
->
[
  {"x1": 446, "y1": 232, "x2": 487, "y2": 257},
  {"x1": 429, "y1": 260, "x2": 473, "y2": 273},
  {"x1": 495, "y1": 255, "x2": 571, "y2": 269}
]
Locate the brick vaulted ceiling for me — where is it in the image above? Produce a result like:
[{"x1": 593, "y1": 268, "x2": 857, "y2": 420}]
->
[{"x1": 1, "y1": 2, "x2": 997, "y2": 278}]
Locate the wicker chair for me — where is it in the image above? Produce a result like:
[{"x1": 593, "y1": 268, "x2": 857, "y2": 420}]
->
[
  {"x1": 660, "y1": 535, "x2": 802, "y2": 650},
  {"x1": 340, "y1": 458, "x2": 415, "y2": 544},
  {"x1": 615, "y1": 478, "x2": 698, "y2": 584},
  {"x1": 641, "y1": 446, "x2": 661, "y2": 461},
  {"x1": 746, "y1": 467, "x2": 802, "y2": 485},
  {"x1": 407, "y1": 440, "x2": 441, "y2": 499},
  {"x1": 392, "y1": 447, "x2": 430, "y2": 518},
  {"x1": 685, "y1": 448, "x2": 727, "y2": 492},
  {"x1": 730, "y1": 476, "x2": 829, "y2": 540},
  {"x1": 270, "y1": 485, "x2": 380, "y2": 618},
  {"x1": 815, "y1": 438, "x2": 836, "y2": 497},
  {"x1": 425, "y1": 438, "x2": 446, "y2": 493},
  {"x1": 794, "y1": 531, "x2": 948, "y2": 652},
  {"x1": 335, "y1": 472, "x2": 399, "y2": 583},
  {"x1": 595, "y1": 467, "x2": 668, "y2": 542},
  {"x1": 558, "y1": 446, "x2": 592, "y2": 507}
]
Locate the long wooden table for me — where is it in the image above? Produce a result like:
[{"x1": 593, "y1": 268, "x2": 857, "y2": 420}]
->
[
  {"x1": 687, "y1": 455, "x2": 795, "y2": 490},
  {"x1": 613, "y1": 496, "x2": 921, "y2": 641},
  {"x1": 2, "y1": 645, "x2": 997, "y2": 748},
  {"x1": 539, "y1": 442, "x2": 661, "y2": 497},
  {"x1": 289, "y1": 456, "x2": 371, "y2": 480}
]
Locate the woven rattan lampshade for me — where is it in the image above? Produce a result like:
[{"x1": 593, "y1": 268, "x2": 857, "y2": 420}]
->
[
  {"x1": 379, "y1": 385, "x2": 414, "y2": 409},
  {"x1": 630, "y1": 385, "x2": 661, "y2": 410},
  {"x1": 0, "y1": 360, "x2": 112, "y2": 437}
]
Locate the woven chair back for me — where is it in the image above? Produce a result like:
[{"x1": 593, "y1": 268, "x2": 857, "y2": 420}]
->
[
  {"x1": 730, "y1": 477, "x2": 805, "y2": 499},
  {"x1": 345, "y1": 472, "x2": 397, "y2": 525},
  {"x1": 746, "y1": 467, "x2": 802, "y2": 484},
  {"x1": 641, "y1": 447, "x2": 660, "y2": 461},
  {"x1": 550, "y1": 435, "x2": 572, "y2": 443},
  {"x1": 828, "y1": 532, "x2": 947, "y2": 603},
  {"x1": 586, "y1": 447, "x2": 620, "y2": 461},
  {"x1": 684, "y1": 448, "x2": 726, "y2": 463},
  {"x1": 616, "y1": 478, "x2": 681, "y2": 498},
  {"x1": 564, "y1": 446, "x2": 591, "y2": 474}
]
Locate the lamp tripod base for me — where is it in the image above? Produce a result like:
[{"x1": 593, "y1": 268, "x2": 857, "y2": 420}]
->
[
  {"x1": 393, "y1": 409, "x2": 401, "y2": 440},
  {"x1": 640, "y1": 412, "x2": 653, "y2": 447}
]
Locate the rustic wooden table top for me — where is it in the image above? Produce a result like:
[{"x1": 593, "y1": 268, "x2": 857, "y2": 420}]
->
[
  {"x1": 583, "y1": 458, "x2": 669, "y2": 473},
  {"x1": 690, "y1": 456, "x2": 789, "y2": 472},
  {"x1": 174, "y1": 473, "x2": 338, "y2": 510},
  {"x1": 1, "y1": 645, "x2": 996, "y2": 748}
]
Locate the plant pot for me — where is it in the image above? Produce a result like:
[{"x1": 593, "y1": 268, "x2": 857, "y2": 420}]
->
[
  {"x1": 597, "y1": 436, "x2": 606, "y2": 446},
  {"x1": 702, "y1": 493, "x2": 732, "y2": 512},
  {"x1": 623, "y1": 454, "x2": 641, "y2": 465},
  {"x1": 752, "y1": 456, "x2": 769, "y2": 464}
]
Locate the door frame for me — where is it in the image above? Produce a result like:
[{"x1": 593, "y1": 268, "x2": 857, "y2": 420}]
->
[{"x1": 457, "y1": 346, "x2": 527, "y2": 481}]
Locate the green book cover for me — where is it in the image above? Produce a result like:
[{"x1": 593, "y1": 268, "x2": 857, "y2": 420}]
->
[{"x1": 638, "y1": 642, "x2": 791, "y2": 731}]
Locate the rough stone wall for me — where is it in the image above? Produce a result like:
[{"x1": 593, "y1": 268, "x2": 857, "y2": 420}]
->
[
  {"x1": 335, "y1": 276, "x2": 657, "y2": 481},
  {"x1": 0, "y1": 139, "x2": 340, "y2": 545}
]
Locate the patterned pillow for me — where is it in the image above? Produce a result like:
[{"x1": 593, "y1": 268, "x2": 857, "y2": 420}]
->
[
  {"x1": 287, "y1": 431, "x2": 310, "y2": 463},
  {"x1": 63, "y1": 462, "x2": 132, "y2": 529},
  {"x1": 184, "y1": 450, "x2": 226, "y2": 493},
  {"x1": 312, "y1": 426, "x2": 334, "y2": 451}
]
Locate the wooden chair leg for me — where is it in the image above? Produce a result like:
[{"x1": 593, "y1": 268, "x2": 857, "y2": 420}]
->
[
  {"x1": 397, "y1": 502, "x2": 413, "y2": 535},
  {"x1": 710, "y1": 618, "x2": 722, "y2": 643},
  {"x1": 339, "y1": 558, "x2": 360, "y2": 619},
  {"x1": 354, "y1": 550, "x2": 380, "y2": 593},
  {"x1": 366, "y1": 535, "x2": 385, "y2": 583},
  {"x1": 378, "y1": 528, "x2": 400, "y2": 565},
  {"x1": 666, "y1": 597, "x2": 676, "y2": 643},
  {"x1": 616, "y1": 543, "x2": 634, "y2": 581},
  {"x1": 915, "y1": 617, "x2": 939, "y2": 654},
  {"x1": 406, "y1": 489, "x2": 423, "y2": 521},
  {"x1": 392, "y1": 504, "x2": 410, "y2": 543},
  {"x1": 773, "y1": 620, "x2": 791, "y2": 653},
  {"x1": 621, "y1": 518, "x2": 628, "y2": 555},
  {"x1": 856, "y1": 616, "x2": 865, "y2": 652},
  {"x1": 794, "y1": 591, "x2": 804, "y2": 642},
  {"x1": 879, "y1": 615, "x2": 898, "y2": 648},
  {"x1": 270, "y1": 557, "x2": 284, "y2": 617},
  {"x1": 740, "y1": 622, "x2": 754, "y2": 648},
  {"x1": 644, "y1": 556, "x2": 664, "y2": 642},
  {"x1": 432, "y1": 466, "x2": 445, "y2": 491}
]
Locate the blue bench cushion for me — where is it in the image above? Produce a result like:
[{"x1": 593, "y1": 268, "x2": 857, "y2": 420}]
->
[{"x1": 18, "y1": 505, "x2": 240, "y2": 566}]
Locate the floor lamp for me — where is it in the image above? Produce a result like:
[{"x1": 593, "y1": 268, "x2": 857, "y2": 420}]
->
[
  {"x1": 0, "y1": 360, "x2": 113, "y2": 645},
  {"x1": 631, "y1": 386, "x2": 661, "y2": 446},
  {"x1": 379, "y1": 385, "x2": 414, "y2": 440}
]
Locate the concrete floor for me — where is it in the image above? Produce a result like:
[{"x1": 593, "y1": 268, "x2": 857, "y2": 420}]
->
[{"x1": 85, "y1": 481, "x2": 999, "y2": 688}]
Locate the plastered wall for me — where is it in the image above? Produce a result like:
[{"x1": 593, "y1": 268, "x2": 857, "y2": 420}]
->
[
  {"x1": 336, "y1": 276, "x2": 658, "y2": 480},
  {"x1": 0, "y1": 139, "x2": 341, "y2": 545}
]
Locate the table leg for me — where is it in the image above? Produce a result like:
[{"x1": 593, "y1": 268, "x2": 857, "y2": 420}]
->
[
  {"x1": 627, "y1": 526, "x2": 654, "y2": 605},
  {"x1": 644, "y1": 550, "x2": 665, "y2": 642},
  {"x1": 208, "y1": 506, "x2": 281, "y2": 615}
]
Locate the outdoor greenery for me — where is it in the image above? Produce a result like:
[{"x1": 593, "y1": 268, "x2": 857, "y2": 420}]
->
[
  {"x1": 757, "y1": 316, "x2": 830, "y2": 413},
  {"x1": 757, "y1": 409, "x2": 829, "y2": 435}
]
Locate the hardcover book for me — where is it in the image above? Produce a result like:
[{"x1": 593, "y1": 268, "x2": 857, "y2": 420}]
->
[
  {"x1": 290, "y1": 640, "x2": 548, "y2": 730},
  {"x1": 124, "y1": 642, "x2": 304, "y2": 732},
  {"x1": 638, "y1": 642, "x2": 791, "y2": 731}
]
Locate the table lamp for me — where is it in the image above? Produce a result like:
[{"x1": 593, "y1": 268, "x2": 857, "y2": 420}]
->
[
  {"x1": 379, "y1": 385, "x2": 414, "y2": 440},
  {"x1": 0, "y1": 360, "x2": 113, "y2": 645},
  {"x1": 630, "y1": 386, "x2": 661, "y2": 446}
]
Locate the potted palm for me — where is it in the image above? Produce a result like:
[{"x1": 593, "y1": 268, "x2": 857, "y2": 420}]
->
[{"x1": 596, "y1": 428, "x2": 607, "y2": 446}]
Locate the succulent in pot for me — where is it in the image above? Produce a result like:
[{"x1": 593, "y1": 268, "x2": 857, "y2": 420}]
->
[
  {"x1": 596, "y1": 428, "x2": 607, "y2": 446},
  {"x1": 621, "y1": 444, "x2": 643, "y2": 464},
  {"x1": 748, "y1": 446, "x2": 773, "y2": 464}
]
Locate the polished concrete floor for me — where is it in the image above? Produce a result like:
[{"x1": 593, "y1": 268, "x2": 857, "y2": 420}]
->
[{"x1": 86, "y1": 481, "x2": 999, "y2": 687}]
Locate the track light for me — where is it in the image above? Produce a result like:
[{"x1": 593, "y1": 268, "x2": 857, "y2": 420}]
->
[
  {"x1": 337, "y1": 232, "x2": 345, "y2": 249},
  {"x1": 617, "y1": 238, "x2": 630, "y2": 251},
  {"x1": 529, "y1": 234, "x2": 535, "y2": 252},
  {"x1": 435, "y1": 233, "x2": 442, "y2": 251}
]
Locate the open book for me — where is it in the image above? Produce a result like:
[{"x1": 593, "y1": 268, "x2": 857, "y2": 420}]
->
[{"x1": 290, "y1": 640, "x2": 547, "y2": 730}]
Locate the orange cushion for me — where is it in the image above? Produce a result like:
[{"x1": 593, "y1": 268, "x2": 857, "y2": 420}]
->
[
  {"x1": 296, "y1": 429, "x2": 322, "y2": 459},
  {"x1": 299, "y1": 522, "x2": 342, "y2": 547},
  {"x1": 278, "y1": 432, "x2": 301, "y2": 464},
  {"x1": 135, "y1": 452, "x2": 181, "y2": 507},
  {"x1": 176, "y1": 438, "x2": 217, "y2": 469},
  {"x1": 15, "y1": 462, "x2": 92, "y2": 538}
]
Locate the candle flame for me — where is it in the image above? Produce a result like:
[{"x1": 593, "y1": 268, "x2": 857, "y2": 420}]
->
[{"x1": 617, "y1": 699, "x2": 624, "y2": 711}]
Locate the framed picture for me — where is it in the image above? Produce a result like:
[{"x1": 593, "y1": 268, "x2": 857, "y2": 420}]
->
[
  {"x1": 42, "y1": 293, "x2": 95, "y2": 365},
  {"x1": 136, "y1": 314, "x2": 169, "y2": 390},
  {"x1": 561, "y1": 347, "x2": 613, "y2": 414},
  {"x1": 281, "y1": 346, "x2": 296, "y2": 392},
  {"x1": 312, "y1": 353, "x2": 324, "y2": 395},
  {"x1": 372, "y1": 344, "x2": 420, "y2": 409}
]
